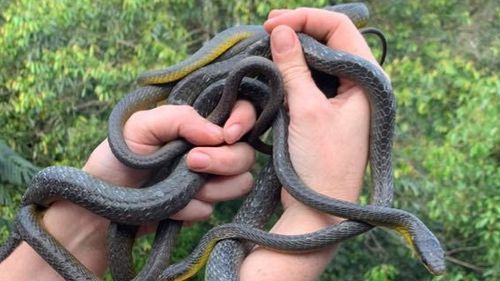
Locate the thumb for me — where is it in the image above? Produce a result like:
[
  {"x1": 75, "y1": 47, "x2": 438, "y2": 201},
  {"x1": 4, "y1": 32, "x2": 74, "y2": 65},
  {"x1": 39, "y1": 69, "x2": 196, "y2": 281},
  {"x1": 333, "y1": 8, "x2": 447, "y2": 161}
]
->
[{"x1": 270, "y1": 25, "x2": 325, "y2": 113}]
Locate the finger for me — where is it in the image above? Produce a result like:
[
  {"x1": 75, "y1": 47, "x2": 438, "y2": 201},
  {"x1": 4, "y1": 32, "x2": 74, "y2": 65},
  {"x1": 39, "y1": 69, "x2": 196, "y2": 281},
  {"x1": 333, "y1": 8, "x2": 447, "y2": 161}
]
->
[
  {"x1": 268, "y1": 9, "x2": 291, "y2": 19},
  {"x1": 169, "y1": 199, "x2": 213, "y2": 221},
  {"x1": 84, "y1": 140, "x2": 151, "y2": 187},
  {"x1": 224, "y1": 100, "x2": 257, "y2": 144},
  {"x1": 124, "y1": 105, "x2": 223, "y2": 154},
  {"x1": 194, "y1": 172, "x2": 253, "y2": 203},
  {"x1": 269, "y1": 25, "x2": 327, "y2": 115},
  {"x1": 187, "y1": 142, "x2": 255, "y2": 175},
  {"x1": 264, "y1": 8, "x2": 377, "y2": 64}
]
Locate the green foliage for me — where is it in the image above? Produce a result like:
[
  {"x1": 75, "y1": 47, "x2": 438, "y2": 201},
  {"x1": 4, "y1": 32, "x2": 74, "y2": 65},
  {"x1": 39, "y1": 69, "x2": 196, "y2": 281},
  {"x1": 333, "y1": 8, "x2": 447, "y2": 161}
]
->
[
  {"x1": 1, "y1": 0, "x2": 499, "y2": 280},
  {"x1": 364, "y1": 264, "x2": 397, "y2": 281},
  {"x1": 0, "y1": 140, "x2": 39, "y2": 186},
  {"x1": 0, "y1": 0, "x2": 193, "y2": 166},
  {"x1": 0, "y1": 139, "x2": 40, "y2": 205}
]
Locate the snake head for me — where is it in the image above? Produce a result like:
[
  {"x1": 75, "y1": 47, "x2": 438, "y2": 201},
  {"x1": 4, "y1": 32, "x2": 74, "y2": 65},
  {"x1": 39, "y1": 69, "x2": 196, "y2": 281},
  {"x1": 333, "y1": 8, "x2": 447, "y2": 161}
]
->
[
  {"x1": 395, "y1": 216, "x2": 446, "y2": 275},
  {"x1": 414, "y1": 233, "x2": 446, "y2": 275}
]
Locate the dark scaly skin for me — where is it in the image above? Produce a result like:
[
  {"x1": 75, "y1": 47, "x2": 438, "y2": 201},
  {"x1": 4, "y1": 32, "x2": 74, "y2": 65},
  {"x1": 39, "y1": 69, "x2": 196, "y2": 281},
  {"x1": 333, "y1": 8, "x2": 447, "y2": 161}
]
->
[
  {"x1": 107, "y1": 220, "x2": 182, "y2": 281},
  {"x1": 108, "y1": 79, "x2": 236, "y2": 169},
  {"x1": 166, "y1": 35, "x2": 271, "y2": 107},
  {"x1": 15, "y1": 205, "x2": 99, "y2": 281},
  {"x1": 205, "y1": 155, "x2": 281, "y2": 281},
  {"x1": 107, "y1": 85, "x2": 185, "y2": 169},
  {"x1": 136, "y1": 25, "x2": 265, "y2": 85},
  {"x1": 161, "y1": 221, "x2": 372, "y2": 281},
  {"x1": 12, "y1": 58, "x2": 283, "y2": 281},
  {"x1": 298, "y1": 33, "x2": 395, "y2": 207},
  {"x1": 108, "y1": 224, "x2": 138, "y2": 281},
  {"x1": 108, "y1": 38, "x2": 272, "y2": 169},
  {"x1": 21, "y1": 158, "x2": 205, "y2": 225},
  {"x1": 107, "y1": 162, "x2": 179, "y2": 281},
  {"x1": 324, "y1": 3, "x2": 370, "y2": 28},
  {"x1": 107, "y1": 77, "x2": 275, "y2": 281},
  {"x1": 14, "y1": 204, "x2": 181, "y2": 281},
  {"x1": 360, "y1": 27, "x2": 388, "y2": 66},
  {"x1": 159, "y1": 33, "x2": 444, "y2": 280},
  {"x1": 0, "y1": 225, "x2": 21, "y2": 261},
  {"x1": 0, "y1": 2, "x2": 445, "y2": 280}
]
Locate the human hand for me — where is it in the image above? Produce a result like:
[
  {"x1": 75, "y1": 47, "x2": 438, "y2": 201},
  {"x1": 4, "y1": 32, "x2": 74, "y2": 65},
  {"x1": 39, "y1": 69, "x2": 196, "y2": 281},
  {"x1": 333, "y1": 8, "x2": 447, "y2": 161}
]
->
[
  {"x1": 83, "y1": 102, "x2": 258, "y2": 223},
  {"x1": 0, "y1": 101, "x2": 259, "y2": 281},
  {"x1": 265, "y1": 7, "x2": 377, "y2": 209},
  {"x1": 240, "y1": 8, "x2": 383, "y2": 281}
]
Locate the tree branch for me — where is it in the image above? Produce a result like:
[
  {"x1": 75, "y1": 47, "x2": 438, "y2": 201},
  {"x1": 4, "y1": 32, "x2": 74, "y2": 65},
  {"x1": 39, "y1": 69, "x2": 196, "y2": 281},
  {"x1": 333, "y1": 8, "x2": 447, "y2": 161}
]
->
[{"x1": 445, "y1": 256, "x2": 484, "y2": 274}]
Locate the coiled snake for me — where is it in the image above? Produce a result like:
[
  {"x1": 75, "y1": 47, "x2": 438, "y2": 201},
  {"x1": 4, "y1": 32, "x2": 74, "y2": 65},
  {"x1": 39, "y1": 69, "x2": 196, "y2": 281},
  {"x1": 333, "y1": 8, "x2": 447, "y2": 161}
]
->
[{"x1": 0, "y1": 3, "x2": 445, "y2": 281}]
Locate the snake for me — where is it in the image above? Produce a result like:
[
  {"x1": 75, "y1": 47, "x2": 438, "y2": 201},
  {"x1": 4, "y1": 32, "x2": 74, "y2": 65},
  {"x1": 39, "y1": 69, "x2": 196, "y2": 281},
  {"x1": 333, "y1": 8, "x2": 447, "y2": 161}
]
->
[
  {"x1": 155, "y1": 31, "x2": 445, "y2": 280},
  {"x1": 0, "y1": 2, "x2": 445, "y2": 281},
  {"x1": 130, "y1": 4, "x2": 444, "y2": 278}
]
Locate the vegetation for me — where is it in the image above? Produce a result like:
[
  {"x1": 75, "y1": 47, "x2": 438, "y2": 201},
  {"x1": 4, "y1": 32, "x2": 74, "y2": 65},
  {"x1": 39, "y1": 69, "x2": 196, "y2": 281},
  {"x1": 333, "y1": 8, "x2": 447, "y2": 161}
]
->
[{"x1": 0, "y1": 0, "x2": 498, "y2": 280}]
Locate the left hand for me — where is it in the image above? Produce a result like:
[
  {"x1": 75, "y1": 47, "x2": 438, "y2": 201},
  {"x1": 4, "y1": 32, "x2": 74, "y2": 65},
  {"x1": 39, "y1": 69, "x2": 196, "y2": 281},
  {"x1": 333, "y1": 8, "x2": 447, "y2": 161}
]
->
[{"x1": 0, "y1": 100, "x2": 260, "y2": 280}]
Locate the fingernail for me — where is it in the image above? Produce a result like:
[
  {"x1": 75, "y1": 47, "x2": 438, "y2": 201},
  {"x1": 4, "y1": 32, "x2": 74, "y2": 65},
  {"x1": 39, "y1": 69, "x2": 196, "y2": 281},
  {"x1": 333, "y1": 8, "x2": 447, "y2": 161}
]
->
[
  {"x1": 225, "y1": 123, "x2": 243, "y2": 144},
  {"x1": 271, "y1": 26, "x2": 296, "y2": 54},
  {"x1": 189, "y1": 151, "x2": 210, "y2": 170}
]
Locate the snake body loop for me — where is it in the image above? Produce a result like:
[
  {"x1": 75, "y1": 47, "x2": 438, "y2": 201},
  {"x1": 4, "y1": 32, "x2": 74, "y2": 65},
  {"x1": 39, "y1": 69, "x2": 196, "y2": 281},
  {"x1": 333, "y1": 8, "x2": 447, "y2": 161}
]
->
[
  {"x1": 205, "y1": 161, "x2": 281, "y2": 281},
  {"x1": 21, "y1": 159, "x2": 205, "y2": 225},
  {"x1": 108, "y1": 219, "x2": 182, "y2": 281},
  {"x1": 137, "y1": 25, "x2": 266, "y2": 85},
  {"x1": 158, "y1": 32, "x2": 444, "y2": 280}
]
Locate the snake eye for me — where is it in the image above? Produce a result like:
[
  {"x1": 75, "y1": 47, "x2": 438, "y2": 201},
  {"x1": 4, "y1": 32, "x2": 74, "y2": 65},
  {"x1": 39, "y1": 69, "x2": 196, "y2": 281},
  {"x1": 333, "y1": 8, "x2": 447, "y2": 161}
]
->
[{"x1": 417, "y1": 239, "x2": 446, "y2": 275}]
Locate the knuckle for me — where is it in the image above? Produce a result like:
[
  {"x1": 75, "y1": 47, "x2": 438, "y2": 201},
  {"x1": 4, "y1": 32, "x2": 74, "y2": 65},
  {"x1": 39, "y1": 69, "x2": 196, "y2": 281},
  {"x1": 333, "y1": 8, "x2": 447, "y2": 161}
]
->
[
  {"x1": 335, "y1": 13, "x2": 351, "y2": 24},
  {"x1": 175, "y1": 104, "x2": 197, "y2": 116},
  {"x1": 239, "y1": 172, "x2": 254, "y2": 193},
  {"x1": 294, "y1": 7, "x2": 308, "y2": 14},
  {"x1": 124, "y1": 110, "x2": 149, "y2": 136},
  {"x1": 218, "y1": 148, "x2": 239, "y2": 168},
  {"x1": 128, "y1": 109, "x2": 148, "y2": 125},
  {"x1": 219, "y1": 144, "x2": 255, "y2": 172},
  {"x1": 294, "y1": 7, "x2": 312, "y2": 15},
  {"x1": 336, "y1": 13, "x2": 358, "y2": 31},
  {"x1": 230, "y1": 100, "x2": 255, "y2": 123},
  {"x1": 195, "y1": 204, "x2": 213, "y2": 221}
]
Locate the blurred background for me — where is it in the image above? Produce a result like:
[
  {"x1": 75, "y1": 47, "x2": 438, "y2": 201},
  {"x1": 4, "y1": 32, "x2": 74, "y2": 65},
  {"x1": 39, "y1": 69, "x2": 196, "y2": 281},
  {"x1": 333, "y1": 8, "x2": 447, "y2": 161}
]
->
[{"x1": 0, "y1": 0, "x2": 498, "y2": 280}]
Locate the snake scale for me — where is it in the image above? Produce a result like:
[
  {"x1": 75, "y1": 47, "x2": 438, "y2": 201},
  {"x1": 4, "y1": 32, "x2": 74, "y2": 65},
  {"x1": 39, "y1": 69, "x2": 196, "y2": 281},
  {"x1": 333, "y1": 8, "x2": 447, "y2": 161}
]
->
[{"x1": 0, "y1": 3, "x2": 445, "y2": 281}]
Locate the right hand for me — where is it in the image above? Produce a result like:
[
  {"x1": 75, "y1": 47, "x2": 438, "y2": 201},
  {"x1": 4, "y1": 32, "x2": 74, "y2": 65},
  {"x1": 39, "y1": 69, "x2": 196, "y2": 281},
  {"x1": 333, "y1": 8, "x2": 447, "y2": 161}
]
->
[
  {"x1": 264, "y1": 8, "x2": 377, "y2": 207},
  {"x1": 239, "y1": 8, "x2": 384, "y2": 281}
]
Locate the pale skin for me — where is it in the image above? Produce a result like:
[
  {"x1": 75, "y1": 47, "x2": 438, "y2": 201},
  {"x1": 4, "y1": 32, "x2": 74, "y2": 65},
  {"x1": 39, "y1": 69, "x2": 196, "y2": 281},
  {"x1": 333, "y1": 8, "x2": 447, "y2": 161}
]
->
[{"x1": 0, "y1": 8, "x2": 381, "y2": 281}]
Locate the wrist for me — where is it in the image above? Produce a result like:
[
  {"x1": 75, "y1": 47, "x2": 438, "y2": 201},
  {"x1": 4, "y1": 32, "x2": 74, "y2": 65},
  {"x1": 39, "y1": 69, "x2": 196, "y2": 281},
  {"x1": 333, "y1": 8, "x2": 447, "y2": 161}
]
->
[
  {"x1": 0, "y1": 201, "x2": 109, "y2": 280},
  {"x1": 240, "y1": 199, "x2": 342, "y2": 281},
  {"x1": 82, "y1": 139, "x2": 151, "y2": 188},
  {"x1": 42, "y1": 201, "x2": 110, "y2": 277},
  {"x1": 281, "y1": 177, "x2": 362, "y2": 223},
  {"x1": 278, "y1": 196, "x2": 349, "y2": 232}
]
